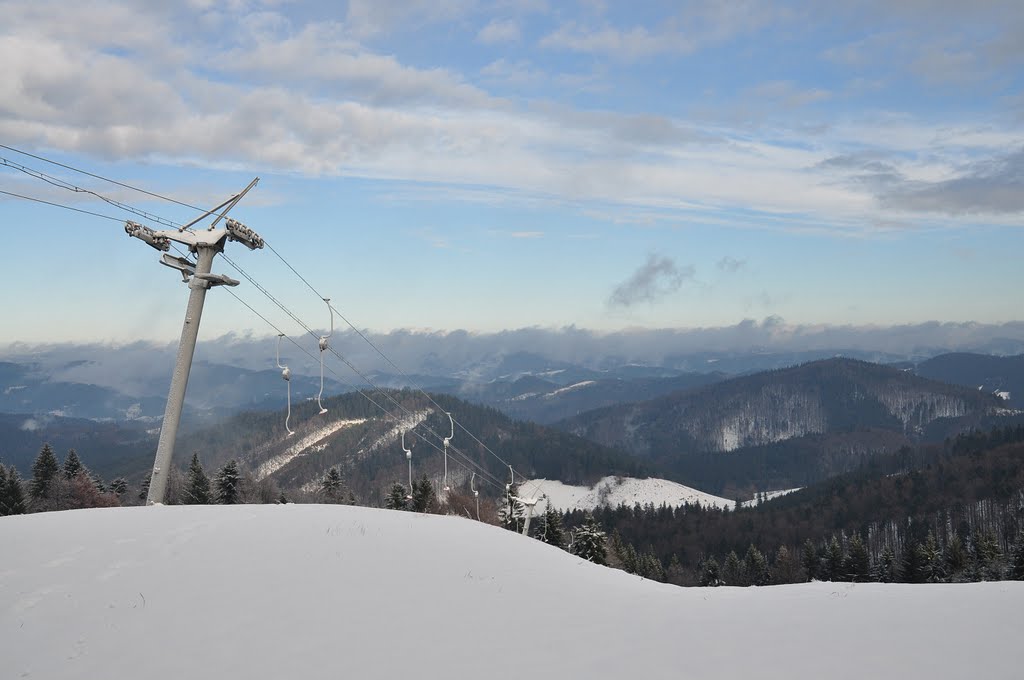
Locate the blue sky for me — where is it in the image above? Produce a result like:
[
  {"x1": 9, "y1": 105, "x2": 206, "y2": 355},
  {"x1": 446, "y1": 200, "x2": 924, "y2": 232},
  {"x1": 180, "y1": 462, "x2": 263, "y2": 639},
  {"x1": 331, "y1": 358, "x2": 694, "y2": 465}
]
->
[{"x1": 1, "y1": 0, "x2": 1023, "y2": 346}]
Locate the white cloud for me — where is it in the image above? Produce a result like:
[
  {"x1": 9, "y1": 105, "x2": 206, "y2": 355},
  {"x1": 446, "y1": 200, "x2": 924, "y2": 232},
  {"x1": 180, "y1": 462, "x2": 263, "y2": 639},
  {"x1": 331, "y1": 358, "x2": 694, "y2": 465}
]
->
[{"x1": 477, "y1": 18, "x2": 521, "y2": 44}]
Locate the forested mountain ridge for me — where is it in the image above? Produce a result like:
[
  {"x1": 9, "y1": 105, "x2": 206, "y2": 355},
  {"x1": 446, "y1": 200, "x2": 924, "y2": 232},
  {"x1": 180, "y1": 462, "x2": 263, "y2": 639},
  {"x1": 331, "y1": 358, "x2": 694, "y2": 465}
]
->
[
  {"x1": 914, "y1": 352, "x2": 1024, "y2": 409},
  {"x1": 560, "y1": 358, "x2": 1006, "y2": 458},
  {"x1": 177, "y1": 389, "x2": 644, "y2": 505},
  {"x1": 583, "y1": 426, "x2": 1024, "y2": 586}
]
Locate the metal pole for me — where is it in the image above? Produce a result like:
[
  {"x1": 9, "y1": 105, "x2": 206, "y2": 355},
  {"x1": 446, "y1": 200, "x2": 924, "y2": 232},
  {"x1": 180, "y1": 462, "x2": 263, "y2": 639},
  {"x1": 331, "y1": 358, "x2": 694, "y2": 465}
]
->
[{"x1": 146, "y1": 244, "x2": 219, "y2": 504}]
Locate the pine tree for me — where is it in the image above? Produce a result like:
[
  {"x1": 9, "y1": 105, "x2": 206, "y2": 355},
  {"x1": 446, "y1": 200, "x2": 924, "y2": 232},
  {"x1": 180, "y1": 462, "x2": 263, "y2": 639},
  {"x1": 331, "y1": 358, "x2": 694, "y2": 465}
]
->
[
  {"x1": 844, "y1": 534, "x2": 871, "y2": 582},
  {"x1": 773, "y1": 545, "x2": 799, "y2": 584},
  {"x1": 744, "y1": 545, "x2": 770, "y2": 586},
  {"x1": 822, "y1": 536, "x2": 844, "y2": 582},
  {"x1": 138, "y1": 474, "x2": 151, "y2": 503},
  {"x1": 411, "y1": 475, "x2": 436, "y2": 513},
  {"x1": 699, "y1": 556, "x2": 722, "y2": 587},
  {"x1": 183, "y1": 453, "x2": 212, "y2": 505},
  {"x1": 29, "y1": 443, "x2": 60, "y2": 501},
  {"x1": 5, "y1": 465, "x2": 27, "y2": 515},
  {"x1": 723, "y1": 550, "x2": 743, "y2": 586},
  {"x1": 876, "y1": 545, "x2": 897, "y2": 583},
  {"x1": 109, "y1": 478, "x2": 129, "y2": 497},
  {"x1": 946, "y1": 533, "x2": 968, "y2": 579},
  {"x1": 1010, "y1": 531, "x2": 1024, "y2": 580},
  {"x1": 538, "y1": 507, "x2": 565, "y2": 549},
  {"x1": 920, "y1": 532, "x2": 944, "y2": 583},
  {"x1": 214, "y1": 460, "x2": 241, "y2": 504},
  {"x1": 0, "y1": 465, "x2": 10, "y2": 516},
  {"x1": 801, "y1": 539, "x2": 818, "y2": 581},
  {"x1": 900, "y1": 541, "x2": 926, "y2": 583},
  {"x1": 569, "y1": 514, "x2": 607, "y2": 565},
  {"x1": 975, "y1": 530, "x2": 1003, "y2": 580},
  {"x1": 320, "y1": 468, "x2": 348, "y2": 504},
  {"x1": 62, "y1": 449, "x2": 84, "y2": 479},
  {"x1": 385, "y1": 483, "x2": 409, "y2": 510}
]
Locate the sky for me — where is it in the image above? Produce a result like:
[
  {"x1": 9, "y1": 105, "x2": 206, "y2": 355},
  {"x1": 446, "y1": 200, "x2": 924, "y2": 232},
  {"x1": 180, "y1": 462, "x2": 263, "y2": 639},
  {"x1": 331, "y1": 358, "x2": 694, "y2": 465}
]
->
[{"x1": 1, "y1": 0, "x2": 1023, "y2": 347}]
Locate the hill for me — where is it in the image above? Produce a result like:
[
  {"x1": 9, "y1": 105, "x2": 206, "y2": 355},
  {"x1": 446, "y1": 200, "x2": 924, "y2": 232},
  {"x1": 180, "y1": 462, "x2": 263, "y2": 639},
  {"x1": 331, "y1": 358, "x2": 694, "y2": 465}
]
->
[
  {"x1": 2, "y1": 505, "x2": 1022, "y2": 680},
  {"x1": 559, "y1": 358, "x2": 1009, "y2": 491},
  {"x1": 915, "y1": 352, "x2": 1024, "y2": 409},
  {"x1": 176, "y1": 389, "x2": 644, "y2": 504}
]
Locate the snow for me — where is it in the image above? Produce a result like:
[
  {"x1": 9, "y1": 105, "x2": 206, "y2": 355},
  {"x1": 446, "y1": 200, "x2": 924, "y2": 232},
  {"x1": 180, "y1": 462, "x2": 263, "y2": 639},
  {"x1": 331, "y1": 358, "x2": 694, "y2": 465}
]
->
[
  {"x1": 543, "y1": 380, "x2": 597, "y2": 398},
  {"x1": 524, "y1": 475, "x2": 734, "y2": 512},
  {"x1": 742, "y1": 488, "x2": 802, "y2": 507},
  {"x1": 254, "y1": 418, "x2": 367, "y2": 480},
  {"x1": 2, "y1": 505, "x2": 1022, "y2": 680},
  {"x1": 996, "y1": 390, "x2": 1011, "y2": 401}
]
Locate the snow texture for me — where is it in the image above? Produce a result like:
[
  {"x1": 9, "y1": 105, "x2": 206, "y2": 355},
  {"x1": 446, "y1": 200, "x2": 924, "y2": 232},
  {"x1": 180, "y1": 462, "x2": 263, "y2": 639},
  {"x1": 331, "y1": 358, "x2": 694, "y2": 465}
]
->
[
  {"x1": 1, "y1": 505, "x2": 1022, "y2": 680},
  {"x1": 254, "y1": 418, "x2": 367, "y2": 480},
  {"x1": 525, "y1": 475, "x2": 734, "y2": 512}
]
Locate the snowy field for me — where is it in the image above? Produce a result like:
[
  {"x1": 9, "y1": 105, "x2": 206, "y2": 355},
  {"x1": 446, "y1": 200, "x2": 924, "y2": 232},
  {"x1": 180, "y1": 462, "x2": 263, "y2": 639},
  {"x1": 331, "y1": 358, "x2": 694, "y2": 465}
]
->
[
  {"x1": 523, "y1": 475, "x2": 734, "y2": 512},
  {"x1": 3, "y1": 505, "x2": 1023, "y2": 680}
]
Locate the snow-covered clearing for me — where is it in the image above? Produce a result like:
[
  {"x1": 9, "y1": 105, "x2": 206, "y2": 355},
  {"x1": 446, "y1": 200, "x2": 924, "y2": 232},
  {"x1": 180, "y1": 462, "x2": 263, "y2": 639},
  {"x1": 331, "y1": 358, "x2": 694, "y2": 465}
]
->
[
  {"x1": 523, "y1": 475, "x2": 734, "y2": 512},
  {"x1": 543, "y1": 380, "x2": 596, "y2": 398},
  {"x1": 1, "y1": 505, "x2": 1021, "y2": 680},
  {"x1": 742, "y1": 487, "x2": 803, "y2": 507},
  {"x1": 254, "y1": 418, "x2": 367, "y2": 479}
]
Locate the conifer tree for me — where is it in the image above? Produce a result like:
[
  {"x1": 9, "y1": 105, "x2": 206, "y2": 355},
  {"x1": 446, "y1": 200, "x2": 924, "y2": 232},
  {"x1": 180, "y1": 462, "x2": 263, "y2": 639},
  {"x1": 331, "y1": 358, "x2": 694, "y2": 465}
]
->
[
  {"x1": 773, "y1": 545, "x2": 799, "y2": 584},
  {"x1": 538, "y1": 507, "x2": 565, "y2": 549},
  {"x1": 1010, "y1": 531, "x2": 1024, "y2": 581},
  {"x1": 801, "y1": 539, "x2": 818, "y2": 581},
  {"x1": 876, "y1": 545, "x2": 897, "y2": 583},
  {"x1": 62, "y1": 449, "x2": 84, "y2": 479},
  {"x1": 823, "y1": 536, "x2": 844, "y2": 582},
  {"x1": 138, "y1": 474, "x2": 151, "y2": 503},
  {"x1": 974, "y1": 530, "x2": 1003, "y2": 580},
  {"x1": 385, "y1": 483, "x2": 409, "y2": 510},
  {"x1": 744, "y1": 545, "x2": 770, "y2": 586},
  {"x1": 920, "y1": 532, "x2": 944, "y2": 583},
  {"x1": 320, "y1": 468, "x2": 350, "y2": 504},
  {"x1": 699, "y1": 556, "x2": 722, "y2": 587},
  {"x1": 183, "y1": 453, "x2": 212, "y2": 505},
  {"x1": 6, "y1": 465, "x2": 27, "y2": 515},
  {"x1": 569, "y1": 514, "x2": 607, "y2": 565},
  {"x1": 844, "y1": 534, "x2": 871, "y2": 582},
  {"x1": 0, "y1": 465, "x2": 11, "y2": 516},
  {"x1": 214, "y1": 460, "x2": 241, "y2": 504},
  {"x1": 29, "y1": 443, "x2": 60, "y2": 501},
  {"x1": 723, "y1": 550, "x2": 743, "y2": 585},
  {"x1": 109, "y1": 478, "x2": 129, "y2": 497},
  {"x1": 900, "y1": 540, "x2": 926, "y2": 583},
  {"x1": 946, "y1": 533, "x2": 967, "y2": 579},
  {"x1": 411, "y1": 475, "x2": 436, "y2": 513}
]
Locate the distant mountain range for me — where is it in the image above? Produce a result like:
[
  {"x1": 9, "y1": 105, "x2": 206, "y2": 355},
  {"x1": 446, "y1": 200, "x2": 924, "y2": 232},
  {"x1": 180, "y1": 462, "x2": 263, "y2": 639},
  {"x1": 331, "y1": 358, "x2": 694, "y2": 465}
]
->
[{"x1": 557, "y1": 358, "x2": 1020, "y2": 493}]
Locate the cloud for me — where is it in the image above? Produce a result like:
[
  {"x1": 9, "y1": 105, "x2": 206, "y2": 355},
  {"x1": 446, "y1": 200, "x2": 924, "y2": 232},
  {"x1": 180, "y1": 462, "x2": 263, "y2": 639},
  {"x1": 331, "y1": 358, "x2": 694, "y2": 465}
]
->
[
  {"x1": 879, "y1": 148, "x2": 1024, "y2": 215},
  {"x1": 747, "y1": 80, "x2": 831, "y2": 109},
  {"x1": 539, "y1": 2, "x2": 780, "y2": 60},
  {"x1": 510, "y1": 231, "x2": 543, "y2": 238},
  {"x1": 608, "y1": 255, "x2": 695, "y2": 307},
  {"x1": 477, "y1": 18, "x2": 521, "y2": 44},
  {"x1": 717, "y1": 256, "x2": 746, "y2": 273}
]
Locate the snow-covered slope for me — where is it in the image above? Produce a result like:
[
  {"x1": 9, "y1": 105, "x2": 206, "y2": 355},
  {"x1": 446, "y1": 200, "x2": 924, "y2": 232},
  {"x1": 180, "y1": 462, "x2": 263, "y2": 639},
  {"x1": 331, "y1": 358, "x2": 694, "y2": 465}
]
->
[
  {"x1": 524, "y1": 475, "x2": 734, "y2": 512},
  {"x1": 2, "y1": 506, "x2": 1023, "y2": 680}
]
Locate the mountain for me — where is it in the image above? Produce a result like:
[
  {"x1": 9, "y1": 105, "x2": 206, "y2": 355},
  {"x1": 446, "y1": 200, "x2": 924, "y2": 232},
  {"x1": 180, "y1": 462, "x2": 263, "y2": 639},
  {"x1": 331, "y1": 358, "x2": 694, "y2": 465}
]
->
[
  {"x1": 176, "y1": 389, "x2": 645, "y2": 504},
  {"x1": 914, "y1": 352, "x2": 1024, "y2": 409},
  {"x1": 5, "y1": 505, "x2": 1020, "y2": 680},
  {"x1": 448, "y1": 371, "x2": 727, "y2": 424},
  {"x1": 0, "y1": 413, "x2": 155, "y2": 480},
  {"x1": 558, "y1": 358, "x2": 1011, "y2": 492}
]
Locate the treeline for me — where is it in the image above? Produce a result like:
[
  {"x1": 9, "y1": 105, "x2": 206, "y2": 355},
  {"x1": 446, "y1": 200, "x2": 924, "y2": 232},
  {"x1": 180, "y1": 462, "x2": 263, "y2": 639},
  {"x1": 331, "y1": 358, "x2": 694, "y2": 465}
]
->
[
  {"x1": 0, "y1": 444, "x2": 344, "y2": 515},
  {"x1": 566, "y1": 426, "x2": 1024, "y2": 586}
]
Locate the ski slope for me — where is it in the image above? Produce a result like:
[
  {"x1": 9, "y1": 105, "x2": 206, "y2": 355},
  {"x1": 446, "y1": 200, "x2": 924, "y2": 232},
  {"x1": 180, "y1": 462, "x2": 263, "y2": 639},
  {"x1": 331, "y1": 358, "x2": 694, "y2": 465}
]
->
[
  {"x1": 2, "y1": 505, "x2": 1022, "y2": 680},
  {"x1": 524, "y1": 475, "x2": 734, "y2": 512}
]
